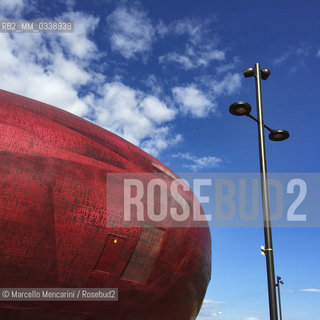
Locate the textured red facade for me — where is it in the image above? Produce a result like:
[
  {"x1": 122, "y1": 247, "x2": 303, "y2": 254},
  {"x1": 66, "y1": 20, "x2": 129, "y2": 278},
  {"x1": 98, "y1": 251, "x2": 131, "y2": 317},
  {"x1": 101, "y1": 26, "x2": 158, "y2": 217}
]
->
[{"x1": 0, "y1": 90, "x2": 211, "y2": 320}]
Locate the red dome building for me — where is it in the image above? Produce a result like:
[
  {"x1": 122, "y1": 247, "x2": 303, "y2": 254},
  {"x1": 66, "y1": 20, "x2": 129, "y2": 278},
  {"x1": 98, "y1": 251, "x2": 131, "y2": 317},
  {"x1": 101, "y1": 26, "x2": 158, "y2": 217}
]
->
[{"x1": 0, "y1": 90, "x2": 211, "y2": 320}]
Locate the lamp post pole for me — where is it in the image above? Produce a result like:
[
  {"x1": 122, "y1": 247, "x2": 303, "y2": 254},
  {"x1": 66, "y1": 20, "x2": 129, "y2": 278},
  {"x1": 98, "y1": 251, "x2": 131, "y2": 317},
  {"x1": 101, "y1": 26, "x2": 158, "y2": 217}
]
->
[
  {"x1": 229, "y1": 63, "x2": 289, "y2": 320},
  {"x1": 253, "y1": 62, "x2": 278, "y2": 320},
  {"x1": 275, "y1": 276, "x2": 284, "y2": 320}
]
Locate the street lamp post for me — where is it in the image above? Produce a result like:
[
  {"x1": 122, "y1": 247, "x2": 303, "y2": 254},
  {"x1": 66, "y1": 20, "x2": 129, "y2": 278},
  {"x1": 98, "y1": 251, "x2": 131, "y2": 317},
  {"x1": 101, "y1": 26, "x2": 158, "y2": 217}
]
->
[
  {"x1": 275, "y1": 276, "x2": 284, "y2": 320},
  {"x1": 229, "y1": 63, "x2": 289, "y2": 320}
]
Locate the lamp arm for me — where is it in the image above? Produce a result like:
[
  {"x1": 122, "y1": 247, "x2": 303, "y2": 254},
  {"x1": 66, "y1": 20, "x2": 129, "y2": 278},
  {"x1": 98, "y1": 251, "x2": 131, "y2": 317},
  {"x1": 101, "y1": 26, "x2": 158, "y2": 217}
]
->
[{"x1": 246, "y1": 114, "x2": 273, "y2": 132}]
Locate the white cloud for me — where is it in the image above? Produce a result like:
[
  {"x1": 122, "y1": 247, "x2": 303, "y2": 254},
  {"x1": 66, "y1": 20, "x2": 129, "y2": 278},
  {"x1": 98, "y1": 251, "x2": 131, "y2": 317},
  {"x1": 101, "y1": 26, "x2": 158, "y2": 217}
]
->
[
  {"x1": 216, "y1": 56, "x2": 241, "y2": 73},
  {"x1": 64, "y1": 0, "x2": 76, "y2": 11},
  {"x1": 171, "y1": 73, "x2": 241, "y2": 120},
  {"x1": 273, "y1": 46, "x2": 310, "y2": 66},
  {"x1": 0, "y1": 11, "x2": 99, "y2": 118},
  {"x1": 93, "y1": 82, "x2": 153, "y2": 145},
  {"x1": 117, "y1": 15, "x2": 218, "y2": 67},
  {"x1": 245, "y1": 317, "x2": 259, "y2": 320},
  {"x1": 143, "y1": 74, "x2": 163, "y2": 96},
  {"x1": 106, "y1": 6, "x2": 155, "y2": 59},
  {"x1": 158, "y1": 18, "x2": 225, "y2": 70},
  {"x1": 141, "y1": 96, "x2": 176, "y2": 124},
  {"x1": 316, "y1": 49, "x2": 320, "y2": 57},
  {"x1": 0, "y1": 3, "x2": 242, "y2": 158},
  {"x1": 158, "y1": 18, "x2": 205, "y2": 44},
  {"x1": 273, "y1": 53, "x2": 290, "y2": 66},
  {"x1": 197, "y1": 299, "x2": 224, "y2": 319},
  {"x1": 141, "y1": 127, "x2": 182, "y2": 157},
  {"x1": 172, "y1": 85, "x2": 216, "y2": 118},
  {"x1": 0, "y1": 5, "x2": 179, "y2": 157},
  {"x1": 0, "y1": 0, "x2": 25, "y2": 17},
  {"x1": 300, "y1": 288, "x2": 320, "y2": 293},
  {"x1": 57, "y1": 11, "x2": 100, "y2": 60},
  {"x1": 210, "y1": 73, "x2": 242, "y2": 96},
  {"x1": 88, "y1": 82, "x2": 178, "y2": 156},
  {"x1": 197, "y1": 313, "x2": 222, "y2": 320},
  {"x1": 212, "y1": 312, "x2": 223, "y2": 317},
  {"x1": 160, "y1": 47, "x2": 225, "y2": 70},
  {"x1": 155, "y1": 20, "x2": 169, "y2": 37},
  {"x1": 202, "y1": 299, "x2": 225, "y2": 307},
  {"x1": 172, "y1": 19, "x2": 201, "y2": 39},
  {"x1": 159, "y1": 52, "x2": 194, "y2": 70},
  {"x1": 173, "y1": 153, "x2": 222, "y2": 171}
]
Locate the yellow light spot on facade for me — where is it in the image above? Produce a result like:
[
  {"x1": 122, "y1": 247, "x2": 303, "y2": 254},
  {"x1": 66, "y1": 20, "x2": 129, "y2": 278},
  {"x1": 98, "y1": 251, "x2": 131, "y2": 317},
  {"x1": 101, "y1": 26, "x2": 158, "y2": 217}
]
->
[{"x1": 114, "y1": 239, "x2": 118, "y2": 244}]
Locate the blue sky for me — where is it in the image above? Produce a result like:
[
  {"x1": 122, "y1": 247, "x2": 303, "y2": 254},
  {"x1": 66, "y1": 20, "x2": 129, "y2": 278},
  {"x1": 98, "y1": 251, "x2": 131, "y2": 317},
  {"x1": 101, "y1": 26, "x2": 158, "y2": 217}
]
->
[{"x1": 0, "y1": 0, "x2": 319, "y2": 319}]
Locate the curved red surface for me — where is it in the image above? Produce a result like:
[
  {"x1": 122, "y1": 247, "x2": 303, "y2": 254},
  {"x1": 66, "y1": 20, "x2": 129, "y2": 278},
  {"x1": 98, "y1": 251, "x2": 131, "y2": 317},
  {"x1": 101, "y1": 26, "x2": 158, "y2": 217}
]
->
[{"x1": 0, "y1": 89, "x2": 211, "y2": 320}]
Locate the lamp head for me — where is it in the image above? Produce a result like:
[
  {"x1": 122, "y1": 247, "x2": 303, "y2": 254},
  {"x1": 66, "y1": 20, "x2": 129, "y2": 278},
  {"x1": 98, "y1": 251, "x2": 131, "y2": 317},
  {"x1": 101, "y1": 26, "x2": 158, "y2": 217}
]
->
[
  {"x1": 229, "y1": 101, "x2": 252, "y2": 116},
  {"x1": 261, "y1": 68, "x2": 271, "y2": 80},
  {"x1": 243, "y1": 67, "x2": 255, "y2": 78},
  {"x1": 269, "y1": 129, "x2": 289, "y2": 141}
]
